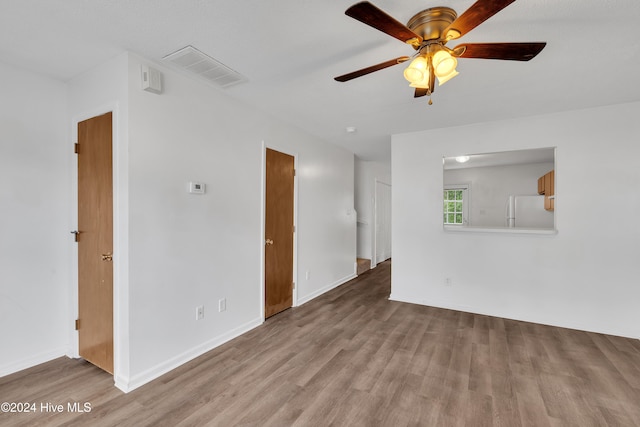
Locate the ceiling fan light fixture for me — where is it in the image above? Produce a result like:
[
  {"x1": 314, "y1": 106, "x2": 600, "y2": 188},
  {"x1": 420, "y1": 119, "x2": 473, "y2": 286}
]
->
[
  {"x1": 404, "y1": 68, "x2": 424, "y2": 84},
  {"x1": 403, "y1": 56, "x2": 427, "y2": 84},
  {"x1": 432, "y1": 50, "x2": 457, "y2": 77},
  {"x1": 409, "y1": 70, "x2": 431, "y2": 89}
]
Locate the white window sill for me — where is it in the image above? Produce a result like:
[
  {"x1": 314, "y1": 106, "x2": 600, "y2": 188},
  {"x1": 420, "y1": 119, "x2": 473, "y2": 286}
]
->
[{"x1": 443, "y1": 225, "x2": 557, "y2": 235}]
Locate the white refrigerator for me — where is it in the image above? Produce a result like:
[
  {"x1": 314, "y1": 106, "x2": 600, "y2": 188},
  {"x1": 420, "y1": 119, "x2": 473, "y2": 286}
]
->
[{"x1": 506, "y1": 195, "x2": 554, "y2": 228}]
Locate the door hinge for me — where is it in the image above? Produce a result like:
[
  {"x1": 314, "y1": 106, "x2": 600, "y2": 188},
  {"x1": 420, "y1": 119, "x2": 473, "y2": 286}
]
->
[
  {"x1": 75, "y1": 319, "x2": 80, "y2": 330},
  {"x1": 293, "y1": 225, "x2": 295, "y2": 233},
  {"x1": 292, "y1": 281, "x2": 295, "y2": 289},
  {"x1": 293, "y1": 168, "x2": 296, "y2": 177},
  {"x1": 74, "y1": 143, "x2": 79, "y2": 154}
]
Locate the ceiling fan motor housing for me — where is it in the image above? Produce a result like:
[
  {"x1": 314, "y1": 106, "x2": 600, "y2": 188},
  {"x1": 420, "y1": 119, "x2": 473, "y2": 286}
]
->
[{"x1": 407, "y1": 7, "x2": 457, "y2": 45}]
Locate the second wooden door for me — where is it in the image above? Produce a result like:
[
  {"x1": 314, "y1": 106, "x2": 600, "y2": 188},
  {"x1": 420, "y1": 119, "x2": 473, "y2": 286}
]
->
[{"x1": 264, "y1": 148, "x2": 295, "y2": 318}]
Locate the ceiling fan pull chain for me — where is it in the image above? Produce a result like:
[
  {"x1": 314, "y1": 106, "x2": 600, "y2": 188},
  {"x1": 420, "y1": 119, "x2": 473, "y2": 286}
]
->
[{"x1": 428, "y1": 95, "x2": 433, "y2": 105}]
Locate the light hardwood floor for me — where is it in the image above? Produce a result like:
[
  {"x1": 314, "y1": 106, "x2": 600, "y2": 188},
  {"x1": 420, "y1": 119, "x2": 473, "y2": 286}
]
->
[{"x1": 2, "y1": 260, "x2": 640, "y2": 426}]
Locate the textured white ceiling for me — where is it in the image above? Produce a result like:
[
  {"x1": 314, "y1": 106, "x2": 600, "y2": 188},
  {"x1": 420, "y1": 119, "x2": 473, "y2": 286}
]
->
[{"x1": 2, "y1": 0, "x2": 640, "y2": 162}]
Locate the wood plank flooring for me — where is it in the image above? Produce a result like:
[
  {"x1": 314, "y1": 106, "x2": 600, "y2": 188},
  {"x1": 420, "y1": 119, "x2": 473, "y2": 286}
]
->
[{"x1": 2, "y1": 260, "x2": 640, "y2": 426}]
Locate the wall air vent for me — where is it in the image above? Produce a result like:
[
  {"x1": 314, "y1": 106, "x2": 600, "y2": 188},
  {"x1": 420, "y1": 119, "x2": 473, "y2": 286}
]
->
[{"x1": 163, "y1": 45, "x2": 247, "y2": 88}]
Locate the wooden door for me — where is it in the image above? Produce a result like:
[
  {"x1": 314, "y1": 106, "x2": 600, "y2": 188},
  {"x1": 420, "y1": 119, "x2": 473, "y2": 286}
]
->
[
  {"x1": 77, "y1": 112, "x2": 114, "y2": 374},
  {"x1": 265, "y1": 149, "x2": 295, "y2": 318}
]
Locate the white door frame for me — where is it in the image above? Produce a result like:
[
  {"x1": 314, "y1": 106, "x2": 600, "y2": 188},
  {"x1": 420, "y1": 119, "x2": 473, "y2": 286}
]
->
[
  {"x1": 69, "y1": 103, "x2": 128, "y2": 387},
  {"x1": 373, "y1": 179, "x2": 391, "y2": 266}
]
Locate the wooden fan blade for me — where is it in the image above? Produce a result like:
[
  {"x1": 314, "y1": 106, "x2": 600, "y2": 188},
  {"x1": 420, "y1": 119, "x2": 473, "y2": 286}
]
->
[
  {"x1": 346, "y1": 2, "x2": 422, "y2": 45},
  {"x1": 414, "y1": 87, "x2": 429, "y2": 98},
  {"x1": 444, "y1": 0, "x2": 515, "y2": 40},
  {"x1": 334, "y1": 56, "x2": 410, "y2": 82},
  {"x1": 453, "y1": 42, "x2": 546, "y2": 61}
]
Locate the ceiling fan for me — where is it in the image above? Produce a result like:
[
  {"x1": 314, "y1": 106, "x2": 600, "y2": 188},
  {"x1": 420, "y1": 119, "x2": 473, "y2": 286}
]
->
[{"x1": 334, "y1": 0, "x2": 546, "y2": 103}]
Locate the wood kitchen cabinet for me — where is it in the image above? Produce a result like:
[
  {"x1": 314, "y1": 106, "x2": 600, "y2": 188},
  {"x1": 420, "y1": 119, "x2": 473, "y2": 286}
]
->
[
  {"x1": 537, "y1": 175, "x2": 545, "y2": 195},
  {"x1": 538, "y1": 170, "x2": 554, "y2": 211}
]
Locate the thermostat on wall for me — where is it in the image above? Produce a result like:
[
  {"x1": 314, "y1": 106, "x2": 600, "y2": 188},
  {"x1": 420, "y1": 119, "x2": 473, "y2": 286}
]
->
[{"x1": 188, "y1": 182, "x2": 206, "y2": 194}]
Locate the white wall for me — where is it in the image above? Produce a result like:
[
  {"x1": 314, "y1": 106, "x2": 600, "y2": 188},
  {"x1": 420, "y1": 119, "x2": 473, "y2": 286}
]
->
[
  {"x1": 444, "y1": 162, "x2": 554, "y2": 227},
  {"x1": 354, "y1": 159, "x2": 391, "y2": 262},
  {"x1": 123, "y1": 53, "x2": 355, "y2": 390},
  {"x1": 392, "y1": 102, "x2": 640, "y2": 339},
  {"x1": 0, "y1": 62, "x2": 70, "y2": 375}
]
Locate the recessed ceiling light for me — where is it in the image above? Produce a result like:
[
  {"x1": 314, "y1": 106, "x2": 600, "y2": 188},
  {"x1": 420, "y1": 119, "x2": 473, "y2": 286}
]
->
[
  {"x1": 346, "y1": 126, "x2": 357, "y2": 133},
  {"x1": 455, "y1": 155, "x2": 470, "y2": 163}
]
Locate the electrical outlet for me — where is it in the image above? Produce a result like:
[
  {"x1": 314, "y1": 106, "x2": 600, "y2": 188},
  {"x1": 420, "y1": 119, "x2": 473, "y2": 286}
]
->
[
  {"x1": 218, "y1": 298, "x2": 226, "y2": 312},
  {"x1": 305, "y1": 270, "x2": 311, "y2": 280},
  {"x1": 196, "y1": 305, "x2": 204, "y2": 320}
]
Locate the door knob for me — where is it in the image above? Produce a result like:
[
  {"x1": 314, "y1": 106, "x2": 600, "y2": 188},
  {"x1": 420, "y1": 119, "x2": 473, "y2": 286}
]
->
[
  {"x1": 101, "y1": 252, "x2": 113, "y2": 262},
  {"x1": 265, "y1": 239, "x2": 274, "y2": 245}
]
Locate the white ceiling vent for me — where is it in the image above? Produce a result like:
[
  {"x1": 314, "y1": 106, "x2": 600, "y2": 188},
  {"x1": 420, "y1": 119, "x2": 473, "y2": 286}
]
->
[{"x1": 163, "y1": 46, "x2": 247, "y2": 88}]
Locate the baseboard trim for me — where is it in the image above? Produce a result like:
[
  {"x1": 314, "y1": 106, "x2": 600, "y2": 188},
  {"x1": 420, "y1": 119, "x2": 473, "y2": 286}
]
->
[
  {"x1": 115, "y1": 317, "x2": 263, "y2": 393},
  {"x1": 0, "y1": 346, "x2": 69, "y2": 378},
  {"x1": 297, "y1": 273, "x2": 357, "y2": 307}
]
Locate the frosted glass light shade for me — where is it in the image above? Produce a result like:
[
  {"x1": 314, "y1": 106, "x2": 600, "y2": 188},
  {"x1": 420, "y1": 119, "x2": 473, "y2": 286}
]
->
[
  {"x1": 432, "y1": 50, "x2": 457, "y2": 77},
  {"x1": 403, "y1": 56, "x2": 428, "y2": 84},
  {"x1": 409, "y1": 71, "x2": 430, "y2": 89}
]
